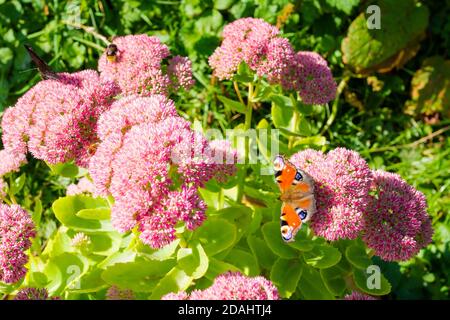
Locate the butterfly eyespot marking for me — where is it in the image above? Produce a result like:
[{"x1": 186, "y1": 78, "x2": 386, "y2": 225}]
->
[
  {"x1": 295, "y1": 208, "x2": 308, "y2": 221},
  {"x1": 281, "y1": 225, "x2": 293, "y2": 241},
  {"x1": 273, "y1": 156, "x2": 285, "y2": 172},
  {"x1": 295, "y1": 172, "x2": 303, "y2": 181}
]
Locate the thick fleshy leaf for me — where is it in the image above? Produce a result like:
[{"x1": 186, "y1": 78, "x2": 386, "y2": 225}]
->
[
  {"x1": 43, "y1": 253, "x2": 90, "y2": 295},
  {"x1": 192, "y1": 217, "x2": 236, "y2": 256},
  {"x1": 352, "y1": 266, "x2": 392, "y2": 296},
  {"x1": 270, "y1": 258, "x2": 303, "y2": 298},
  {"x1": 345, "y1": 244, "x2": 373, "y2": 270},
  {"x1": 224, "y1": 248, "x2": 259, "y2": 276},
  {"x1": 303, "y1": 244, "x2": 342, "y2": 269},
  {"x1": 149, "y1": 267, "x2": 193, "y2": 299},
  {"x1": 101, "y1": 258, "x2": 175, "y2": 292},
  {"x1": 297, "y1": 263, "x2": 335, "y2": 300},
  {"x1": 49, "y1": 162, "x2": 79, "y2": 178},
  {"x1": 262, "y1": 222, "x2": 298, "y2": 259},
  {"x1": 177, "y1": 241, "x2": 209, "y2": 279},
  {"x1": 76, "y1": 208, "x2": 110, "y2": 220},
  {"x1": 247, "y1": 235, "x2": 278, "y2": 270},
  {"x1": 320, "y1": 259, "x2": 352, "y2": 296},
  {"x1": 52, "y1": 196, "x2": 112, "y2": 232}
]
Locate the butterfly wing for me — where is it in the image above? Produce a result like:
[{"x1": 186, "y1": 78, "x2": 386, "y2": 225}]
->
[
  {"x1": 274, "y1": 155, "x2": 317, "y2": 241},
  {"x1": 280, "y1": 202, "x2": 302, "y2": 242},
  {"x1": 24, "y1": 45, "x2": 59, "y2": 80}
]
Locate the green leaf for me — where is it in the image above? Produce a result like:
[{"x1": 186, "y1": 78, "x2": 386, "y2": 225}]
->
[
  {"x1": 149, "y1": 267, "x2": 193, "y2": 299},
  {"x1": 270, "y1": 258, "x2": 303, "y2": 298},
  {"x1": 342, "y1": 0, "x2": 429, "y2": 74},
  {"x1": 214, "y1": 0, "x2": 234, "y2": 10},
  {"x1": 102, "y1": 258, "x2": 175, "y2": 292},
  {"x1": 271, "y1": 99, "x2": 294, "y2": 130},
  {"x1": 262, "y1": 222, "x2": 298, "y2": 259},
  {"x1": 52, "y1": 195, "x2": 112, "y2": 232},
  {"x1": 320, "y1": 259, "x2": 352, "y2": 296},
  {"x1": 32, "y1": 198, "x2": 43, "y2": 226},
  {"x1": 98, "y1": 251, "x2": 137, "y2": 269},
  {"x1": 177, "y1": 241, "x2": 209, "y2": 279},
  {"x1": 224, "y1": 248, "x2": 259, "y2": 276},
  {"x1": 405, "y1": 56, "x2": 450, "y2": 117},
  {"x1": 49, "y1": 162, "x2": 79, "y2": 178},
  {"x1": 192, "y1": 217, "x2": 236, "y2": 256},
  {"x1": 76, "y1": 208, "x2": 111, "y2": 220},
  {"x1": 345, "y1": 244, "x2": 372, "y2": 270},
  {"x1": 217, "y1": 95, "x2": 246, "y2": 113},
  {"x1": 84, "y1": 232, "x2": 122, "y2": 256},
  {"x1": 303, "y1": 244, "x2": 342, "y2": 269},
  {"x1": 234, "y1": 61, "x2": 254, "y2": 82},
  {"x1": 42, "y1": 228, "x2": 73, "y2": 258},
  {"x1": 205, "y1": 258, "x2": 240, "y2": 280},
  {"x1": 137, "y1": 239, "x2": 180, "y2": 261},
  {"x1": 213, "y1": 205, "x2": 253, "y2": 243},
  {"x1": 10, "y1": 173, "x2": 26, "y2": 195},
  {"x1": 298, "y1": 263, "x2": 335, "y2": 300},
  {"x1": 43, "y1": 253, "x2": 90, "y2": 295},
  {"x1": 247, "y1": 235, "x2": 278, "y2": 270},
  {"x1": 352, "y1": 267, "x2": 392, "y2": 296}
]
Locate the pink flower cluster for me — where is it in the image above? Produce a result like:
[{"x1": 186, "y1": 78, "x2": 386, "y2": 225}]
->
[
  {"x1": 66, "y1": 177, "x2": 97, "y2": 196},
  {"x1": 0, "y1": 204, "x2": 36, "y2": 284},
  {"x1": 209, "y1": 18, "x2": 336, "y2": 105},
  {"x1": 290, "y1": 148, "x2": 433, "y2": 261},
  {"x1": 89, "y1": 95, "x2": 237, "y2": 248},
  {"x1": 106, "y1": 285, "x2": 135, "y2": 300},
  {"x1": 162, "y1": 272, "x2": 279, "y2": 300},
  {"x1": 291, "y1": 148, "x2": 372, "y2": 241},
  {"x1": 14, "y1": 288, "x2": 49, "y2": 300},
  {"x1": 0, "y1": 70, "x2": 119, "y2": 177},
  {"x1": 344, "y1": 291, "x2": 378, "y2": 300},
  {"x1": 98, "y1": 35, "x2": 194, "y2": 96},
  {"x1": 363, "y1": 170, "x2": 433, "y2": 261}
]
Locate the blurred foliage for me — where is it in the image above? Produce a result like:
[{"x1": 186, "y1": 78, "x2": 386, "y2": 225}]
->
[{"x1": 0, "y1": 0, "x2": 449, "y2": 299}]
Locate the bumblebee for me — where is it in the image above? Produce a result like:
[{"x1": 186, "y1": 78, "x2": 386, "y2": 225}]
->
[{"x1": 106, "y1": 43, "x2": 118, "y2": 62}]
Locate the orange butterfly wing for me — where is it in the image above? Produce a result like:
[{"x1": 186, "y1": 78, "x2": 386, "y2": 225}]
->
[{"x1": 274, "y1": 155, "x2": 316, "y2": 242}]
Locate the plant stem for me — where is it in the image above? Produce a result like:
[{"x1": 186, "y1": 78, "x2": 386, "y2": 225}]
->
[
  {"x1": 61, "y1": 20, "x2": 110, "y2": 45},
  {"x1": 233, "y1": 81, "x2": 245, "y2": 106},
  {"x1": 320, "y1": 76, "x2": 349, "y2": 135},
  {"x1": 237, "y1": 82, "x2": 255, "y2": 203}
]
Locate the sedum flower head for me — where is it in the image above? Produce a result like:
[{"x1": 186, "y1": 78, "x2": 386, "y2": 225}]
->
[
  {"x1": 290, "y1": 148, "x2": 372, "y2": 241},
  {"x1": 71, "y1": 232, "x2": 91, "y2": 250},
  {"x1": 98, "y1": 35, "x2": 194, "y2": 96},
  {"x1": 344, "y1": 291, "x2": 378, "y2": 300},
  {"x1": 89, "y1": 95, "x2": 237, "y2": 248},
  {"x1": 363, "y1": 170, "x2": 433, "y2": 261},
  {"x1": 0, "y1": 204, "x2": 36, "y2": 284},
  {"x1": 106, "y1": 285, "x2": 134, "y2": 300},
  {"x1": 66, "y1": 177, "x2": 97, "y2": 196},
  {"x1": 14, "y1": 288, "x2": 49, "y2": 300},
  {"x1": 162, "y1": 272, "x2": 279, "y2": 300},
  {"x1": 209, "y1": 18, "x2": 336, "y2": 105},
  {"x1": 0, "y1": 70, "x2": 119, "y2": 172}
]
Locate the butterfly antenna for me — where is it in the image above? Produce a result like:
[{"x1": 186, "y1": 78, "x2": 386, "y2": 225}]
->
[{"x1": 24, "y1": 44, "x2": 60, "y2": 80}]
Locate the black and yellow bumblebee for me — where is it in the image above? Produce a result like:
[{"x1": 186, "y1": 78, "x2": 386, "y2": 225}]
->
[{"x1": 106, "y1": 43, "x2": 118, "y2": 62}]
